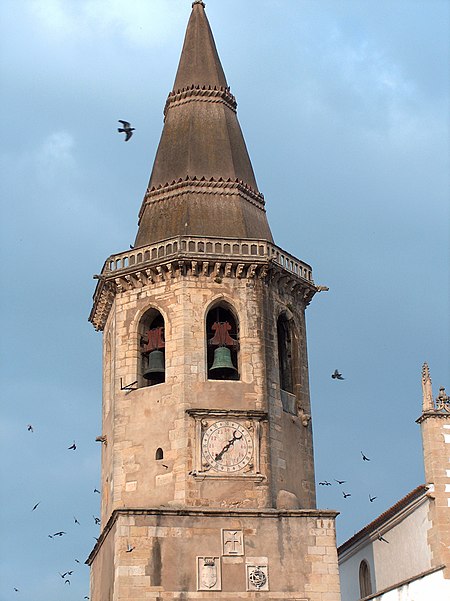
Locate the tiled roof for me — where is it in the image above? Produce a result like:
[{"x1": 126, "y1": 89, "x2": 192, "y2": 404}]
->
[{"x1": 338, "y1": 484, "x2": 427, "y2": 555}]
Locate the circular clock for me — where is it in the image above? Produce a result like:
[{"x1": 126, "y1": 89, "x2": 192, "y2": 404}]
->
[{"x1": 202, "y1": 420, "x2": 253, "y2": 473}]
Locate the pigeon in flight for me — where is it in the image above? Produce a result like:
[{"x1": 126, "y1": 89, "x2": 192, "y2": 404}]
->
[
  {"x1": 377, "y1": 532, "x2": 389, "y2": 543},
  {"x1": 335, "y1": 479, "x2": 346, "y2": 485},
  {"x1": 53, "y1": 531, "x2": 66, "y2": 537},
  {"x1": 14, "y1": 588, "x2": 19, "y2": 592},
  {"x1": 93, "y1": 515, "x2": 101, "y2": 525},
  {"x1": 331, "y1": 369, "x2": 344, "y2": 380},
  {"x1": 68, "y1": 441, "x2": 76, "y2": 450},
  {"x1": 361, "y1": 451, "x2": 370, "y2": 461},
  {"x1": 118, "y1": 120, "x2": 135, "y2": 141},
  {"x1": 32, "y1": 502, "x2": 40, "y2": 511},
  {"x1": 319, "y1": 481, "x2": 332, "y2": 486},
  {"x1": 342, "y1": 491, "x2": 351, "y2": 499},
  {"x1": 126, "y1": 543, "x2": 135, "y2": 553},
  {"x1": 94, "y1": 488, "x2": 101, "y2": 494},
  {"x1": 74, "y1": 516, "x2": 80, "y2": 525},
  {"x1": 27, "y1": 424, "x2": 34, "y2": 432},
  {"x1": 369, "y1": 494, "x2": 377, "y2": 502}
]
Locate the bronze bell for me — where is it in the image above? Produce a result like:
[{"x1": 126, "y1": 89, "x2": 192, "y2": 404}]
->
[
  {"x1": 143, "y1": 350, "x2": 165, "y2": 380},
  {"x1": 209, "y1": 346, "x2": 237, "y2": 374}
]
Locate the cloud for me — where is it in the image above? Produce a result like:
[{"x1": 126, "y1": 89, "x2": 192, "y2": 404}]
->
[
  {"x1": 36, "y1": 130, "x2": 76, "y2": 185},
  {"x1": 30, "y1": 0, "x2": 182, "y2": 47}
]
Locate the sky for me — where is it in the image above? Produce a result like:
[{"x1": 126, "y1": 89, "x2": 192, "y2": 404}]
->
[{"x1": 0, "y1": 0, "x2": 449, "y2": 599}]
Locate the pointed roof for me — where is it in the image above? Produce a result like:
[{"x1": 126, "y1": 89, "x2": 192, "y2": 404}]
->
[{"x1": 135, "y1": 1, "x2": 273, "y2": 247}]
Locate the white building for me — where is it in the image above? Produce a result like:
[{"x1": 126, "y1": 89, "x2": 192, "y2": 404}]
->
[{"x1": 338, "y1": 364, "x2": 450, "y2": 601}]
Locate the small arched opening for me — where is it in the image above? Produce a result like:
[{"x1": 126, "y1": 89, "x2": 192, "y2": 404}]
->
[{"x1": 359, "y1": 560, "x2": 372, "y2": 598}]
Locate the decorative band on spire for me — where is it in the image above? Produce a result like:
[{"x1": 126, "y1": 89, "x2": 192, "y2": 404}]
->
[
  {"x1": 164, "y1": 85, "x2": 237, "y2": 116},
  {"x1": 192, "y1": 1, "x2": 205, "y2": 7}
]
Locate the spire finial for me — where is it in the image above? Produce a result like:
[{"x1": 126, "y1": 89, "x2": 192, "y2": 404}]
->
[
  {"x1": 422, "y1": 362, "x2": 434, "y2": 412},
  {"x1": 192, "y1": 1, "x2": 205, "y2": 7}
]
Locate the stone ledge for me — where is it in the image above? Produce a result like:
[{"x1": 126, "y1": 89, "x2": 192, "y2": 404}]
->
[{"x1": 86, "y1": 506, "x2": 339, "y2": 565}]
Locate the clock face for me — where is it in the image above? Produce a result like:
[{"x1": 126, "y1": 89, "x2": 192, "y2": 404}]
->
[{"x1": 202, "y1": 420, "x2": 253, "y2": 473}]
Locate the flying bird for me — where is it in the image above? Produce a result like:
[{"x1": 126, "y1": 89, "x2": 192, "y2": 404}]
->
[
  {"x1": 126, "y1": 543, "x2": 135, "y2": 553},
  {"x1": 74, "y1": 516, "x2": 80, "y2": 525},
  {"x1": 361, "y1": 451, "x2": 370, "y2": 461},
  {"x1": 14, "y1": 588, "x2": 19, "y2": 592},
  {"x1": 27, "y1": 424, "x2": 34, "y2": 432},
  {"x1": 331, "y1": 369, "x2": 344, "y2": 380},
  {"x1": 342, "y1": 491, "x2": 351, "y2": 499},
  {"x1": 377, "y1": 532, "x2": 389, "y2": 543},
  {"x1": 319, "y1": 481, "x2": 332, "y2": 486},
  {"x1": 94, "y1": 488, "x2": 101, "y2": 494},
  {"x1": 32, "y1": 501, "x2": 40, "y2": 511},
  {"x1": 53, "y1": 531, "x2": 66, "y2": 537},
  {"x1": 334, "y1": 479, "x2": 346, "y2": 485},
  {"x1": 65, "y1": 579, "x2": 70, "y2": 585},
  {"x1": 369, "y1": 494, "x2": 377, "y2": 502},
  {"x1": 75, "y1": 559, "x2": 81, "y2": 563},
  {"x1": 93, "y1": 515, "x2": 101, "y2": 525},
  {"x1": 118, "y1": 120, "x2": 135, "y2": 141},
  {"x1": 68, "y1": 441, "x2": 76, "y2": 450}
]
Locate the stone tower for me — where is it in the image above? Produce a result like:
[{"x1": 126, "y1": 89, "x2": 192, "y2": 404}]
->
[
  {"x1": 88, "y1": 3, "x2": 340, "y2": 599},
  {"x1": 417, "y1": 363, "x2": 450, "y2": 578}
]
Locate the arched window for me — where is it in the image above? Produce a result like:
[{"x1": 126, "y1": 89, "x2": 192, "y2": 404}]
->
[
  {"x1": 138, "y1": 308, "x2": 165, "y2": 387},
  {"x1": 155, "y1": 448, "x2": 164, "y2": 460},
  {"x1": 359, "y1": 560, "x2": 372, "y2": 598},
  {"x1": 206, "y1": 304, "x2": 239, "y2": 380},
  {"x1": 277, "y1": 313, "x2": 294, "y2": 394}
]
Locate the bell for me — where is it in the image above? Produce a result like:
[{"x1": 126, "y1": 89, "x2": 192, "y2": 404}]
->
[
  {"x1": 209, "y1": 346, "x2": 237, "y2": 374},
  {"x1": 143, "y1": 350, "x2": 165, "y2": 380}
]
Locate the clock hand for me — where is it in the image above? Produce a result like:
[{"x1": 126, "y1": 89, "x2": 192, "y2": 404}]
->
[{"x1": 215, "y1": 430, "x2": 243, "y2": 461}]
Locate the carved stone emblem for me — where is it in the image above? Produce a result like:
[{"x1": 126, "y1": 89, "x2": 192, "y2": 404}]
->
[
  {"x1": 222, "y1": 529, "x2": 244, "y2": 556},
  {"x1": 197, "y1": 556, "x2": 221, "y2": 591},
  {"x1": 246, "y1": 564, "x2": 269, "y2": 591}
]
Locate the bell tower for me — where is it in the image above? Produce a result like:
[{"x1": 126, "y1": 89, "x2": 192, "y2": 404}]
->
[{"x1": 88, "y1": 3, "x2": 340, "y2": 600}]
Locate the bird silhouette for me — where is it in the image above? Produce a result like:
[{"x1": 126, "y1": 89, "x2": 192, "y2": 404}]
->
[
  {"x1": 342, "y1": 491, "x2": 351, "y2": 499},
  {"x1": 118, "y1": 120, "x2": 135, "y2": 141},
  {"x1": 331, "y1": 369, "x2": 344, "y2": 380},
  {"x1": 27, "y1": 424, "x2": 34, "y2": 432},
  {"x1": 14, "y1": 588, "x2": 19, "y2": 592},
  {"x1": 74, "y1": 516, "x2": 80, "y2": 525},
  {"x1": 53, "y1": 531, "x2": 66, "y2": 537},
  {"x1": 369, "y1": 494, "x2": 377, "y2": 502},
  {"x1": 126, "y1": 543, "x2": 135, "y2": 553},
  {"x1": 361, "y1": 451, "x2": 370, "y2": 461},
  {"x1": 32, "y1": 502, "x2": 40, "y2": 511},
  {"x1": 377, "y1": 532, "x2": 389, "y2": 543},
  {"x1": 68, "y1": 441, "x2": 76, "y2": 450},
  {"x1": 94, "y1": 488, "x2": 101, "y2": 494},
  {"x1": 65, "y1": 579, "x2": 70, "y2": 585},
  {"x1": 319, "y1": 481, "x2": 332, "y2": 486},
  {"x1": 75, "y1": 559, "x2": 81, "y2": 563},
  {"x1": 93, "y1": 516, "x2": 101, "y2": 525},
  {"x1": 334, "y1": 479, "x2": 346, "y2": 485}
]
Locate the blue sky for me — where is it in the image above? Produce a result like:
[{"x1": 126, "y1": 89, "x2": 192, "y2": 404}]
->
[{"x1": 1, "y1": 1, "x2": 448, "y2": 600}]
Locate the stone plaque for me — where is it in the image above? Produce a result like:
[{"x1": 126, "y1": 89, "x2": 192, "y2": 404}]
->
[
  {"x1": 246, "y1": 563, "x2": 269, "y2": 591},
  {"x1": 197, "y1": 556, "x2": 221, "y2": 591},
  {"x1": 222, "y1": 529, "x2": 244, "y2": 556}
]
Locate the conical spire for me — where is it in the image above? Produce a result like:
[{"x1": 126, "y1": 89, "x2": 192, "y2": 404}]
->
[{"x1": 135, "y1": 1, "x2": 273, "y2": 247}]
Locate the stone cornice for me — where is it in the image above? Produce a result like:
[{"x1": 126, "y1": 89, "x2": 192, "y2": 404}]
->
[
  {"x1": 140, "y1": 177, "x2": 265, "y2": 222},
  {"x1": 86, "y1": 506, "x2": 338, "y2": 565},
  {"x1": 164, "y1": 85, "x2": 237, "y2": 117},
  {"x1": 416, "y1": 410, "x2": 450, "y2": 424},
  {"x1": 89, "y1": 236, "x2": 317, "y2": 331}
]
